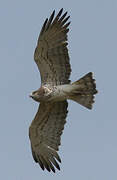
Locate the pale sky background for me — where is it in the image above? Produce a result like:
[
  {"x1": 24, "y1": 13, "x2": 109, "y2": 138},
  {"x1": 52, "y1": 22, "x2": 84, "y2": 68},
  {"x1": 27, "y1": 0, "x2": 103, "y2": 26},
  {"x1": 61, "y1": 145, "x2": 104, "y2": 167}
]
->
[{"x1": 0, "y1": 0, "x2": 117, "y2": 179}]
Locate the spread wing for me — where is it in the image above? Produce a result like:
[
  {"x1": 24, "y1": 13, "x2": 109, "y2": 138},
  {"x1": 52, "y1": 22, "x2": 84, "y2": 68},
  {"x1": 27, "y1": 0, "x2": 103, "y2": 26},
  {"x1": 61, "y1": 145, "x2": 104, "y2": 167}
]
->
[
  {"x1": 34, "y1": 8, "x2": 71, "y2": 85},
  {"x1": 29, "y1": 101, "x2": 68, "y2": 172}
]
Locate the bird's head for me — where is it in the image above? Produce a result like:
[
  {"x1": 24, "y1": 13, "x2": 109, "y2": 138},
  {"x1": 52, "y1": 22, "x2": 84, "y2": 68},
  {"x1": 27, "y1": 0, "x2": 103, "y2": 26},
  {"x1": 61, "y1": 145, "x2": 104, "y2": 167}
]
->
[{"x1": 29, "y1": 86, "x2": 51, "y2": 102}]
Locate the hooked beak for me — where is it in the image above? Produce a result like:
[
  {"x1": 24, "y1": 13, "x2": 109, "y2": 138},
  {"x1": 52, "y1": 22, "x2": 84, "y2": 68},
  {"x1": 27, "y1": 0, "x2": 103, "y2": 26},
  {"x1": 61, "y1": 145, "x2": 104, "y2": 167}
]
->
[{"x1": 29, "y1": 93, "x2": 33, "y2": 98}]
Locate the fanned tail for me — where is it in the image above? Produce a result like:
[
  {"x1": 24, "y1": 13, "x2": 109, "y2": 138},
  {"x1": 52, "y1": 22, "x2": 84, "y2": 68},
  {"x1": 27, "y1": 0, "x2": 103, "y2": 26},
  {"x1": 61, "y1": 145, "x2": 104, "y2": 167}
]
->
[{"x1": 69, "y1": 72, "x2": 98, "y2": 109}]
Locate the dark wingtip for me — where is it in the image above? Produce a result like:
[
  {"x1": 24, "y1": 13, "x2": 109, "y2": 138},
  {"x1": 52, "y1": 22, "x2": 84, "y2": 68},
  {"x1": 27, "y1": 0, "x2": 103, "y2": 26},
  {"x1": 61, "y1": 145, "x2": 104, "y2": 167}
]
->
[
  {"x1": 58, "y1": 156, "x2": 61, "y2": 163},
  {"x1": 63, "y1": 21, "x2": 71, "y2": 29},
  {"x1": 57, "y1": 8, "x2": 63, "y2": 17},
  {"x1": 46, "y1": 166, "x2": 51, "y2": 172},
  {"x1": 54, "y1": 159, "x2": 61, "y2": 170},
  {"x1": 51, "y1": 167, "x2": 55, "y2": 173},
  {"x1": 60, "y1": 8, "x2": 63, "y2": 13},
  {"x1": 55, "y1": 153, "x2": 61, "y2": 163},
  {"x1": 52, "y1": 10, "x2": 55, "y2": 17},
  {"x1": 45, "y1": 18, "x2": 48, "y2": 25},
  {"x1": 38, "y1": 162, "x2": 45, "y2": 171},
  {"x1": 56, "y1": 164, "x2": 60, "y2": 171}
]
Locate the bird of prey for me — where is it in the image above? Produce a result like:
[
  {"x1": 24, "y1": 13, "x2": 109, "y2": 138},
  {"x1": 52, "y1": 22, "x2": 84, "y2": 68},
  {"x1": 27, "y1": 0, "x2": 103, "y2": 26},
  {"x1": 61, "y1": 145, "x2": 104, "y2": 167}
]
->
[{"x1": 29, "y1": 8, "x2": 97, "y2": 173}]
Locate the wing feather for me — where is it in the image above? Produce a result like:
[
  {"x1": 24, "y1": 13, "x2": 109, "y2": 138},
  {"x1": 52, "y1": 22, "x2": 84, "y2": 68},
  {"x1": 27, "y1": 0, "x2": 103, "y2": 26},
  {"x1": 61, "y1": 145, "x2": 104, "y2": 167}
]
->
[
  {"x1": 34, "y1": 9, "x2": 71, "y2": 85},
  {"x1": 29, "y1": 101, "x2": 68, "y2": 172}
]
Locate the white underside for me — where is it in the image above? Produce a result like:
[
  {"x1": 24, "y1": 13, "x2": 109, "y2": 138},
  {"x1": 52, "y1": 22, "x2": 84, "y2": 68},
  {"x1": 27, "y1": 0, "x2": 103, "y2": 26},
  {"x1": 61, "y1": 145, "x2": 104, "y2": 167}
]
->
[{"x1": 48, "y1": 84, "x2": 76, "y2": 102}]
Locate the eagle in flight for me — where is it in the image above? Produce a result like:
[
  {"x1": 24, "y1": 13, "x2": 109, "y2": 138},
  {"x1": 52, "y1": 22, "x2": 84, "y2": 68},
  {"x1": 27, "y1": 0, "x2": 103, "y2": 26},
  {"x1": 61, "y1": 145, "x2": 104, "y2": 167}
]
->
[{"x1": 29, "y1": 8, "x2": 97, "y2": 173}]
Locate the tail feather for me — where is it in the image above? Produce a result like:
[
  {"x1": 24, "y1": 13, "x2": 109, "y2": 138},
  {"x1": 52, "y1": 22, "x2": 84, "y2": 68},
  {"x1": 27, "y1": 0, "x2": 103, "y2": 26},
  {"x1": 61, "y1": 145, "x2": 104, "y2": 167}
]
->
[
  {"x1": 70, "y1": 94, "x2": 95, "y2": 109},
  {"x1": 69, "y1": 72, "x2": 97, "y2": 109}
]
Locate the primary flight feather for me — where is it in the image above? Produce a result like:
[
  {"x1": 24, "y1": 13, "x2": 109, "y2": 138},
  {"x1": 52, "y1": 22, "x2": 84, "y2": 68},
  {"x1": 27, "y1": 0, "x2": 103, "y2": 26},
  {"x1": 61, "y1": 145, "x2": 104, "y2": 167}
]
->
[{"x1": 29, "y1": 8, "x2": 97, "y2": 173}]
